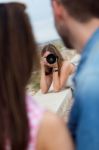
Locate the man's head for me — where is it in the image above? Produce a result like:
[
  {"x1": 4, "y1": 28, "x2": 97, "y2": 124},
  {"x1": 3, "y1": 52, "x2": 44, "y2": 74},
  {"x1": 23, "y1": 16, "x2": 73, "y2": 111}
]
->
[{"x1": 51, "y1": 0, "x2": 99, "y2": 49}]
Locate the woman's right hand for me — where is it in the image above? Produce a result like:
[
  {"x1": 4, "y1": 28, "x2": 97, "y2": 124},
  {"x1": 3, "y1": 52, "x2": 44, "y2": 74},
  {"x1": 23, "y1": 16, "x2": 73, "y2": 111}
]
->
[
  {"x1": 40, "y1": 57, "x2": 45, "y2": 67},
  {"x1": 40, "y1": 58, "x2": 47, "y2": 72}
]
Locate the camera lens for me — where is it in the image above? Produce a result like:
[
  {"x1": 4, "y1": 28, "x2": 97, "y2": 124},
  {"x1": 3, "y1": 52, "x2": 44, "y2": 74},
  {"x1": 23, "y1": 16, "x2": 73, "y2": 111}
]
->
[{"x1": 46, "y1": 54, "x2": 57, "y2": 64}]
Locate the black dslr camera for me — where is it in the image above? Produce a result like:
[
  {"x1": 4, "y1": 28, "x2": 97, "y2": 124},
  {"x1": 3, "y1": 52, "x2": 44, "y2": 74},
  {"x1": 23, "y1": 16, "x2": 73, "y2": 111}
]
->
[{"x1": 46, "y1": 54, "x2": 58, "y2": 64}]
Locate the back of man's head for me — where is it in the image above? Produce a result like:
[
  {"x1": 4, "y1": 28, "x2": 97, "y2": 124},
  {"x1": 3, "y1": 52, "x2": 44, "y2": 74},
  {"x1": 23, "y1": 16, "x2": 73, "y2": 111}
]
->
[{"x1": 60, "y1": 0, "x2": 99, "y2": 22}]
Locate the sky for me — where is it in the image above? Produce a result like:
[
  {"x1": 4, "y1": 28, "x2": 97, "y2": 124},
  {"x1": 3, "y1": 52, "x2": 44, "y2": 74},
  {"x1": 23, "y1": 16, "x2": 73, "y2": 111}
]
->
[
  {"x1": 0, "y1": 0, "x2": 59, "y2": 43},
  {"x1": 28, "y1": 0, "x2": 59, "y2": 43}
]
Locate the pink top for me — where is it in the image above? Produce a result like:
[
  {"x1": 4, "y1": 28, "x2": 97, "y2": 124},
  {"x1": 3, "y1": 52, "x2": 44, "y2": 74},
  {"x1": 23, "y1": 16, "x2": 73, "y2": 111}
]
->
[
  {"x1": 26, "y1": 95, "x2": 44, "y2": 150},
  {"x1": 6, "y1": 95, "x2": 44, "y2": 150}
]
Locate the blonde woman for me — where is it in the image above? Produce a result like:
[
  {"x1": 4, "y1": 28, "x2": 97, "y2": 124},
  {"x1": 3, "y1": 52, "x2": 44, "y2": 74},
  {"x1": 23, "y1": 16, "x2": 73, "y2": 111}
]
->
[{"x1": 40, "y1": 44, "x2": 75, "y2": 93}]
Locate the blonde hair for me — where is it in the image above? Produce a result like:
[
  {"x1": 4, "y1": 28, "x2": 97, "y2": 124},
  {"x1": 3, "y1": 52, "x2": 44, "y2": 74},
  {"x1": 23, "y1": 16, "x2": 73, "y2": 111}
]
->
[{"x1": 41, "y1": 44, "x2": 64, "y2": 75}]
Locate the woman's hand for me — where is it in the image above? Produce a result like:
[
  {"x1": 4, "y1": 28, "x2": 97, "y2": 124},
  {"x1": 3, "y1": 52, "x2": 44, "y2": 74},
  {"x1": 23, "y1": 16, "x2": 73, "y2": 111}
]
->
[{"x1": 40, "y1": 57, "x2": 46, "y2": 70}]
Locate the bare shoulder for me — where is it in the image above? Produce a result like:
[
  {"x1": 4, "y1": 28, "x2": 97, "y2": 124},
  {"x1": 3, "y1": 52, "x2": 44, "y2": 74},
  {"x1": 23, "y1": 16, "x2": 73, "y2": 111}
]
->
[
  {"x1": 61, "y1": 61, "x2": 72, "y2": 72},
  {"x1": 41, "y1": 111, "x2": 65, "y2": 130},
  {"x1": 63, "y1": 60, "x2": 71, "y2": 67},
  {"x1": 62, "y1": 61, "x2": 75, "y2": 73},
  {"x1": 36, "y1": 112, "x2": 74, "y2": 150}
]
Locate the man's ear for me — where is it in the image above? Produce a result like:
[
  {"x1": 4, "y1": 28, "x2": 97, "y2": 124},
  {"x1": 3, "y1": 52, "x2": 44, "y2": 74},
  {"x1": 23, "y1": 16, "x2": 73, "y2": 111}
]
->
[
  {"x1": 52, "y1": 0, "x2": 64, "y2": 20},
  {"x1": 52, "y1": 0, "x2": 70, "y2": 22}
]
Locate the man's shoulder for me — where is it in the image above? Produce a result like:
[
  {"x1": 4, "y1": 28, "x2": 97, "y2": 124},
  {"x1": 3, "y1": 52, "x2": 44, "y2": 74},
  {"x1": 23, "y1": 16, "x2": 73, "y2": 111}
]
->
[
  {"x1": 75, "y1": 73, "x2": 99, "y2": 108},
  {"x1": 87, "y1": 37, "x2": 99, "y2": 65}
]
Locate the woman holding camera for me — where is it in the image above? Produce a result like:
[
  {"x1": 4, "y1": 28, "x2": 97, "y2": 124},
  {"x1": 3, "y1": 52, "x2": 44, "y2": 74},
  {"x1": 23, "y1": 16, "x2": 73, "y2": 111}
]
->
[{"x1": 40, "y1": 44, "x2": 75, "y2": 93}]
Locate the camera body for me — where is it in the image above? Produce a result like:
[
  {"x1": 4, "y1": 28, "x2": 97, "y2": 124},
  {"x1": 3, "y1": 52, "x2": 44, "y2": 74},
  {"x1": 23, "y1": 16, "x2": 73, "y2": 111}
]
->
[{"x1": 46, "y1": 54, "x2": 58, "y2": 64}]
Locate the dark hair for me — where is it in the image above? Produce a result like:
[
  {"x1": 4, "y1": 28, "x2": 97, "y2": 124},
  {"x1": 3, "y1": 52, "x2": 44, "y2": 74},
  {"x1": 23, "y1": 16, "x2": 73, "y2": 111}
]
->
[
  {"x1": 41, "y1": 44, "x2": 64, "y2": 75},
  {"x1": 60, "y1": 0, "x2": 99, "y2": 22},
  {"x1": 0, "y1": 2, "x2": 39, "y2": 150}
]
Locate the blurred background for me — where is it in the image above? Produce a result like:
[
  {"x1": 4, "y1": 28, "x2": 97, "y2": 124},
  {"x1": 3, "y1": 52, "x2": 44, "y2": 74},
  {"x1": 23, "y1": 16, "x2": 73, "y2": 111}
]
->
[
  {"x1": 1, "y1": 0, "x2": 76, "y2": 94},
  {"x1": 29, "y1": 0, "x2": 59, "y2": 43}
]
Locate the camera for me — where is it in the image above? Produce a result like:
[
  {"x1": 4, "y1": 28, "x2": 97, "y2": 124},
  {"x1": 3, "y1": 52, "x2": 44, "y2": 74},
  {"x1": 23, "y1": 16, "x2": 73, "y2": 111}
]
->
[{"x1": 46, "y1": 54, "x2": 58, "y2": 64}]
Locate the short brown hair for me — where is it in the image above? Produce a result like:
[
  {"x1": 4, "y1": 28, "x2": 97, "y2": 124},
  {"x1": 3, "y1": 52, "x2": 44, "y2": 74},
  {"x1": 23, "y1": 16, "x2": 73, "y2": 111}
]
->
[{"x1": 60, "y1": 0, "x2": 99, "y2": 22}]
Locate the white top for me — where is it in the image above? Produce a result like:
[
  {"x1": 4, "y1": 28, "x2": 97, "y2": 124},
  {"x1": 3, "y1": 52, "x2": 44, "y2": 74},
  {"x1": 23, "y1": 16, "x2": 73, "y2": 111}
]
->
[{"x1": 50, "y1": 54, "x2": 81, "y2": 90}]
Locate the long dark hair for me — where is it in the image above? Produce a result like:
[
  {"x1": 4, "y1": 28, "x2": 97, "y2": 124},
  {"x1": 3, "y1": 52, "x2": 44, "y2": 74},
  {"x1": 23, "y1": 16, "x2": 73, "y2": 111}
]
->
[
  {"x1": 0, "y1": 3, "x2": 38, "y2": 150},
  {"x1": 41, "y1": 44, "x2": 64, "y2": 75}
]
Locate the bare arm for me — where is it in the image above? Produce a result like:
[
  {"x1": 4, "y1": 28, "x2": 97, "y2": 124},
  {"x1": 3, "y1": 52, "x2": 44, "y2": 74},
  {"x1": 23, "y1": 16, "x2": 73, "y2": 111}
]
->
[
  {"x1": 37, "y1": 112, "x2": 74, "y2": 150},
  {"x1": 40, "y1": 61, "x2": 52, "y2": 94},
  {"x1": 53, "y1": 62, "x2": 74, "y2": 92}
]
